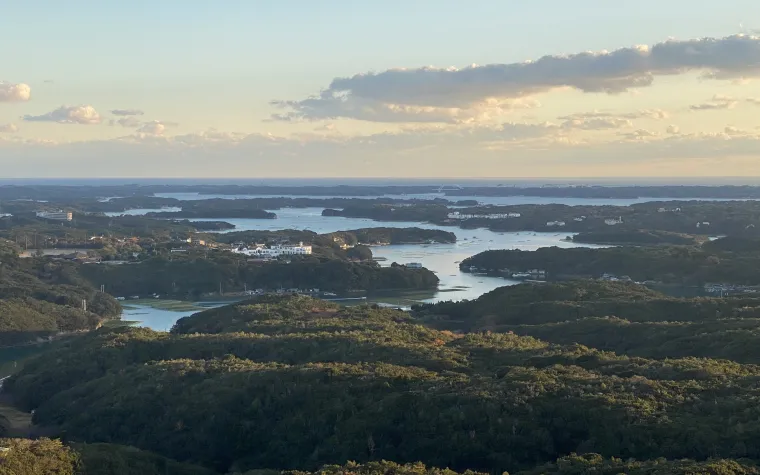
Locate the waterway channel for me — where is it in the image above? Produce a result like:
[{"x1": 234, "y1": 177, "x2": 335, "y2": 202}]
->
[{"x1": 119, "y1": 204, "x2": 609, "y2": 330}]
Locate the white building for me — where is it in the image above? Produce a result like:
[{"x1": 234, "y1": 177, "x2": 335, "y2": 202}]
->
[
  {"x1": 232, "y1": 242, "x2": 312, "y2": 258},
  {"x1": 447, "y1": 212, "x2": 521, "y2": 220},
  {"x1": 546, "y1": 221, "x2": 566, "y2": 227},
  {"x1": 36, "y1": 211, "x2": 73, "y2": 221},
  {"x1": 604, "y1": 217, "x2": 623, "y2": 226}
]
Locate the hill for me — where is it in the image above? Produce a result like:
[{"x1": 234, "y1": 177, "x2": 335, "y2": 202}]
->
[
  {"x1": 0, "y1": 438, "x2": 217, "y2": 475},
  {"x1": 8, "y1": 295, "x2": 760, "y2": 473},
  {"x1": 413, "y1": 281, "x2": 760, "y2": 362},
  {"x1": 77, "y1": 255, "x2": 439, "y2": 297},
  {"x1": 460, "y1": 245, "x2": 760, "y2": 285},
  {"x1": 0, "y1": 239, "x2": 121, "y2": 345}
]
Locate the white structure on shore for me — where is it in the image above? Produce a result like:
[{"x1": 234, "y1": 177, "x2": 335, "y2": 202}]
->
[
  {"x1": 546, "y1": 220, "x2": 566, "y2": 227},
  {"x1": 604, "y1": 217, "x2": 624, "y2": 226},
  {"x1": 447, "y1": 212, "x2": 521, "y2": 220},
  {"x1": 232, "y1": 242, "x2": 312, "y2": 258},
  {"x1": 36, "y1": 211, "x2": 73, "y2": 221}
]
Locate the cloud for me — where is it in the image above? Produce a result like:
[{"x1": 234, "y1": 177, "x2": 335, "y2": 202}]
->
[
  {"x1": 555, "y1": 108, "x2": 669, "y2": 131},
  {"x1": 23, "y1": 105, "x2": 101, "y2": 124},
  {"x1": 0, "y1": 124, "x2": 18, "y2": 133},
  {"x1": 0, "y1": 82, "x2": 31, "y2": 102},
  {"x1": 111, "y1": 109, "x2": 145, "y2": 116},
  {"x1": 109, "y1": 117, "x2": 142, "y2": 128},
  {"x1": 620, "y1": 129, "x2": 659, "y2": 140},
  {"x1": 4, "y1": 123, "x2": 760, "y2": 178},
  {"x1": 559, "y1": 109, "x2": 669, "y2": 121},
  {"x1": 136, "y1": 120, "x2": 168, "y2": 135},
  {"x1": 274, "y1": 34, "x2": 760, "y2": 123},
  {"x1": 314, "y1": 123, "x2": 336, "y2": 131},
  {"x1": 666, "y1": 125, "x2": 680, "y2": 134},
  {"x1": 561, "y1": 117, "x2": 633, "y2": 130},
  {"x1": 747, "y1": 97, "x2": 760, "y2": 105},
  {"x1": 724, "y1": 126, "x2": 750, "y2": 136},
  {"x1": 689, "y1": 94, "x2": 738, "y2": 111},
  {"x1": 271, "y1": 97, "x2": 540, "y2": 124}
]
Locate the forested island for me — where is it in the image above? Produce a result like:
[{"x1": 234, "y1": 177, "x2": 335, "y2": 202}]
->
[
  {"x1": 570, "y1": 229, "x2": 700, "y2": 245},
  {"x1": 7, "y1": 293, "x2": 760, "y2": 474},
  {"x1": 211, "y1": 227, "x2": 456, "y2": 247},
  {"x1": 184, "y1": 220, "x2": 236, "y2": 231},
  {"x1": 460, "y1": 237, "x2": 760, "y2": 286},
  {"x1": 72, "y1": 196, "x2": 467, "y2": 214},
  {"x1": 146, "y1": 205, "x2": 277, "y2": 220},
  {"x1": 6, "y1": 183, "x2": 760, "y2": 201},
  {"x1": 77, "y1": 253, "x2": 439, "y2": 297},
  {"x1": 323, "y1": 200, "x2": 760, "y2": 236}
]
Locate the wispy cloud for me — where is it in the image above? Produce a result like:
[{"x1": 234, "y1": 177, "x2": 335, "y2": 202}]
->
[
  {"x1": 0, "y1": 123, "x2": 18, "y2": 133},
  {"x1": 109, "y1": 117, "x2": 142, "y2": 128},
  {"x1": 110, "y1": 109, "x2": 145, "y2": 116},
  {"x1": 270, "y1": 97, "x2": 540, "y2": 124},
  {"x1": 273, "y1": 34, "x2": 760, "y2": 123},
  {"x1": 135, "y1": 120, "x2": 176, "y2": 135},
  {"x1": 559, "y1": 109, "x2": 669, "y2": 121},
  {"x1": 23, "y1": 105, "x2": 101, "y2": 125},
  {"x1": 561, "y1": 117, "x2": 633, "y2": 130},
  {"x1": 724, "y1": 126, "x2": 750, "y2": 136},
  {"x1": 690, "y1": 94, "x2": 738, "y2": 111},
  {"x1": 0, "y1": 82, "x2": 31, "y2": 102},
  {"x1": 619, "y1": 129, "x2": 659, "y2": 140},
  {"x1": 4, "y1": 124, "x2": 760, "y2": 177}
]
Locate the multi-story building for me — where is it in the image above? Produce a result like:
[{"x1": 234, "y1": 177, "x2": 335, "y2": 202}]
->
[
  {"x1": 447, "y1": 212, "x2": 521, "y2": 220},
  {"x1": 36, "y1": 211, "x2": 73, "y2": 221},
  {"x1": 231, "y1": 242, "x2": 312, "y2": 258}
]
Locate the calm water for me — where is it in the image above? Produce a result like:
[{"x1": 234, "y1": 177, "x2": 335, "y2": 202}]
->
[
  {"x1": 123, "y1": 302, "x2": 225, "y2": 332},
  {"x1": 122, "y1": 206, "x2": 605, "y2": 330},
  {"x1": 104, "y1": 207, "x2": 181, "y2": 217},
  {"x1": 190, "y1": 207, "x2": 604, "y2": 303}
]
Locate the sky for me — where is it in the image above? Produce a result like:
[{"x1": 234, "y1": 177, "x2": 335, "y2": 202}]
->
[{"x1": 3, "y1": 0, "x2": 760, "y2": 178}]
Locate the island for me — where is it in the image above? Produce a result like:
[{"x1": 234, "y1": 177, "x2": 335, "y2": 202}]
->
[
  {"x1": 76, "y1": 253, "x2": 439, "y2": 297},
  {"x1": 570, "y1": 229, "x2": 700, "y2": 245},
  {"x1": 460, "y1": 237, "x2": 760, "y2": 288},
  {"x1": 323, "y1": 201, "x2": 760, "y2": 237}
]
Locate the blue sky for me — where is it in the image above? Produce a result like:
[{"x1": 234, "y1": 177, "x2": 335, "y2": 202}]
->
[{"x1": 2, "y1": 1, "x2": 760, "y2": 177}]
